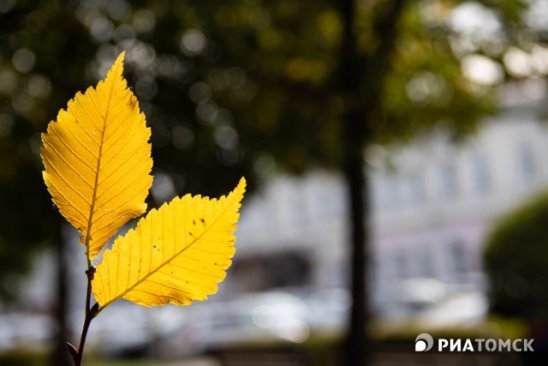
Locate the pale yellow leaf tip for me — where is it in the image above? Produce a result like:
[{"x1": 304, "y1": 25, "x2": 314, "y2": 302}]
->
[
  {"x1": 236, "y1": 176, "x2": 247, "y2": 194},
  {"x1": 231, "y1": 177, "x2": 247, "y2": 215},
  {"x1": 110, "y1": 51, "x2": 125, "y2": 76}
]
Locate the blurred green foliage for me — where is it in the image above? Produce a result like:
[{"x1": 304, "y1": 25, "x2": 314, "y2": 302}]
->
[
  {"x1": 484, "y1": 192, "x2": 548, "y2": 320},
  {"x1": 0, "y1": 0, "x2": 542, "y2": 300},
  {"x1": 0, "y1": 349, "x2": 46, "y2": 365}
]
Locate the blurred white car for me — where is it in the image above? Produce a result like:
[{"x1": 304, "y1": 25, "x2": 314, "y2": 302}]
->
[
  {"x1": 304, "y1": 287, "x2": 350, "y2": 334},
  {"x1": 83, "y1": 302, "x2": 188, "y2": 357},
  {"x1": 161, "y1": 291, "x2": 311, "y2": 357}
]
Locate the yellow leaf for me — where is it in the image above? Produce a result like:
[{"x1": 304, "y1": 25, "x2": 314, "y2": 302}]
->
[
  {"x1": 41, "y1": 52, "x2": 152, "y2": 260},
  {"x1": 92, "y1": 178, "x2": 246, "y2": 308}
]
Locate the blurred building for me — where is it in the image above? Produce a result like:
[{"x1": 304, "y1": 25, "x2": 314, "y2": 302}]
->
[{"x1": 231, "y1": 92, "x2": 548, "y2": 315}]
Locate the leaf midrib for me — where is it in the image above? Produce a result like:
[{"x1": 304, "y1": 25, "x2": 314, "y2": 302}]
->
[{"x1": 84, "y1": 79, "x2": 117, "y2": 258}]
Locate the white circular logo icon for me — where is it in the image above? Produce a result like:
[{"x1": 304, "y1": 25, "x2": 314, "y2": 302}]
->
[{"x1": 415, "y1": 333, "x2": 434, "y2": 352}]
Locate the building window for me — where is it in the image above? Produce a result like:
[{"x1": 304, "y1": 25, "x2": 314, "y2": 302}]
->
[
  {"x1": 373, "y1": 175, "x2": 400, "y2": 211},
  {"x1": 439, "y1": 162, "x2": 459, "y2": 200},
  {"x1": 394, "y1": 252, "x2": 408, "y2": 279},
  {"x1": 407, "y1": 171, "x2": 427, "y2": 205},
  {"x1": 517, "y1": 141, "x2": 537, "y2": 185},
  {"x1": 471, "y1": 151, "x2": 492, "y2": 195},
  {"x1": 418, "y1": 245, "x2": 434, "y2": 277},
  {"x1": 451, "y1": 241, "x2": 467, "y2": 280}
]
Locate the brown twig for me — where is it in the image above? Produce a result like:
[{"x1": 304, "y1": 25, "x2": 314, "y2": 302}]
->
[{"x1": 69, "y1": 266, "x2": 99, "y2": 366}]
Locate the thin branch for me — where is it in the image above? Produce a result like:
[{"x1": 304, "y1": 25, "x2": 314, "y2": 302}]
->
[{"x1": 71, "y1": 266, "x2": 99, "y2": 366}]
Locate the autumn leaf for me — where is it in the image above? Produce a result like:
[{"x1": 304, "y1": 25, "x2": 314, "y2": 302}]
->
[
  {"x1": 41, "y1": 52, "x2": 245, "y2": 365},
  {"x1": 92, "y1": 178, "x2": 246, "y2": 308},
  {"x1": 41, "y1": 52, "x2": 152, "y2": 260}
]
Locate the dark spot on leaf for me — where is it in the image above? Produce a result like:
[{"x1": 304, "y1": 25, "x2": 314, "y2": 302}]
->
[
  {"x1": 188, "y1": 232, "x2": 193, "y2": 236},
  {"x1": 200, "y1": 218, "x2": 205, "y2": 224},
  {"x1": 193, "y1": 219, "x2": 196, "y2": 225}
]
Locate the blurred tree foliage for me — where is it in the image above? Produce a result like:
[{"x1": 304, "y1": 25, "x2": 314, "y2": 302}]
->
[{"x1": 484, "y1": 192, "x2": 548, "y2": 320}]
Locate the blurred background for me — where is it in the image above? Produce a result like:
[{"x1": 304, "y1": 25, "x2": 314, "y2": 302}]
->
[{"x1": 1, "y1": 0, "x2": 548, "y2": 365}]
